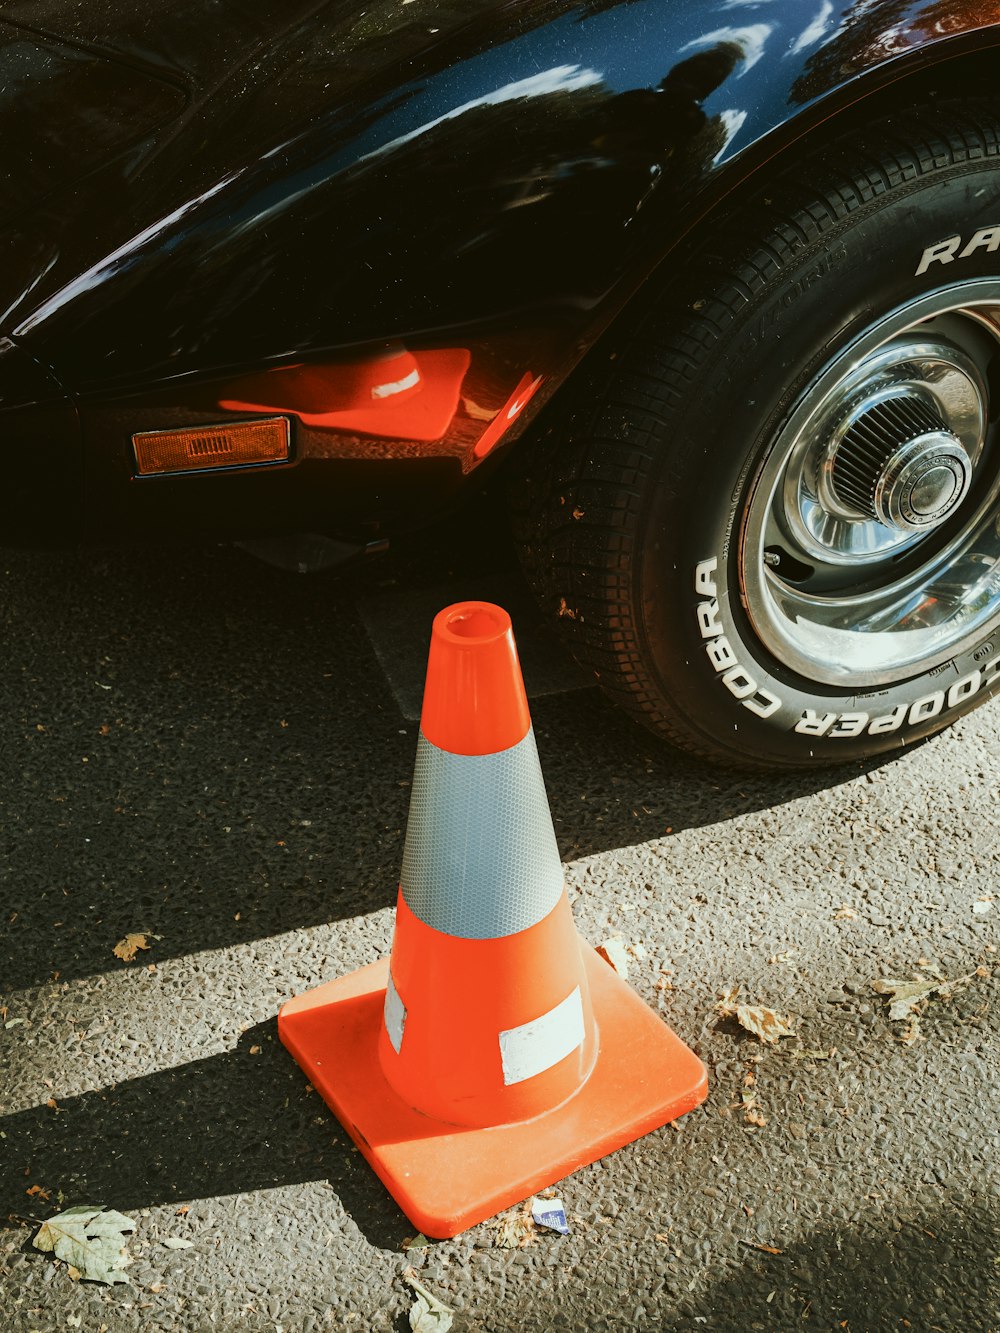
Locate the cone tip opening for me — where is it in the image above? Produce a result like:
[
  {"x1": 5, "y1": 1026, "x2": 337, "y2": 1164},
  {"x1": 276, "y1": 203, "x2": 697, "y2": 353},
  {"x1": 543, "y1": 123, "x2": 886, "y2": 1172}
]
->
[
  {"x1": 423, "y1": 601, "x2": 529, "y2": 753},
  {"x1": 434, "y1": 602, "x2": 511, "y2": 647}
]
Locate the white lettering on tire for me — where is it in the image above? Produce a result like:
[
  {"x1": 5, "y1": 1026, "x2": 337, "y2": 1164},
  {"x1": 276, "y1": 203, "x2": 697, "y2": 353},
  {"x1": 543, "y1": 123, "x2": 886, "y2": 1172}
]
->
[
  {"x1": 697, "y1": 600, "x2": 724, "y2": 639},
  {"x1": 693, "y1": 558, "x2": 780, "y2": 719},
  {"x1": 908, "y1": 691, "x2": 945, "y2": 725},
  {"x1": 694, "y1": 558, "x2": 1000, "y2": 737},
  {"x1": 706, "y1": 635, "x2": 737, "y2": 671},
  {"x1": 867, "y1": 704, "x2": 907, "y2": 735},
  {"x1": 829, "y1": 712, "x2": 869, "y2": 738},
  {"x1": 695, "y1": 558, "x2": 718, "y2": 598},
  {"x1": 915, "y1": 224, "x2": 1000, "y2": 275},
  {"x1": 793, "y1": 659, "x2": 999, "y2": 737},
  {"x1": 722, "y1": 666, "x2": 757, "y2": 699},
  {"x1": 947, "y1": 669, "x2": 981, "y2": 708},
  {"x1": 794, "y1": 709, "x2": 836, "y2": 737}
]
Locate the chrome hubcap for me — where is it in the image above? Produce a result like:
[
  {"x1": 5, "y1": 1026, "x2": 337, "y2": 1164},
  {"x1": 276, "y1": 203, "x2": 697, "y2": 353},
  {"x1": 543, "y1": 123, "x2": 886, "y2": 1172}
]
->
[
  {"x1": 741, "y1": 286, "x2": 1000, "y2": 688},
  {"x1": 828, "y1": 394, "x2": 972, "y2": 531}
]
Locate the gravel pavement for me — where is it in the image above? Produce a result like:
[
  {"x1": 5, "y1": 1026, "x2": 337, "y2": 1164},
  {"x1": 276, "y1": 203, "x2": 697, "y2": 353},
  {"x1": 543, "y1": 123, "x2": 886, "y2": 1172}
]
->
[{"x1": 1, "y1": 505, "x2": 997, "y2": 1333}]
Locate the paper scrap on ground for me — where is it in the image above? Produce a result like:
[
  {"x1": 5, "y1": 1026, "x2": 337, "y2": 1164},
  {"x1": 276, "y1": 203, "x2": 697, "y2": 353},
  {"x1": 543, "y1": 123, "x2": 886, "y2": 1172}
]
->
[
  {"x1": 531, "y1": 1195, "x2": 570, "y2": 1235},
  {"x1": 33, "y1": 1206, "x2": 135, "y2": 1284}
]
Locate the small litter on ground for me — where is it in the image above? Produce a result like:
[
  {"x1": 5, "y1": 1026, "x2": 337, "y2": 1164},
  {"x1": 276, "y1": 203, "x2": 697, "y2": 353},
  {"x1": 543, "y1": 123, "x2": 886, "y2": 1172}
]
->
[{"x1": 531, "y1": 1195, "x2": 570, "y2": 1235}]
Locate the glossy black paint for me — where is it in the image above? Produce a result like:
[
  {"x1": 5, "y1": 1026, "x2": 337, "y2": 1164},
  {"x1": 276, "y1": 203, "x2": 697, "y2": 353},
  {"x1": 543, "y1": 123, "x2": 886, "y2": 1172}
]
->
[
  {"x1": 2, "y1": 0, "x2": 999, "y2": 547},
  {"x1": 0, "y1": 339, "x2": 79, "y2": 541}
]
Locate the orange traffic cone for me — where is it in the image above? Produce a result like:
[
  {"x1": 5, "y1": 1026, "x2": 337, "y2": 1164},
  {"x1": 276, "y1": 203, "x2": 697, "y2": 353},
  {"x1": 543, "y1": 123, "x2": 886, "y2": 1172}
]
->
[{"x1": 278, "y1": 602, "x2": 707, "y2": 1237}]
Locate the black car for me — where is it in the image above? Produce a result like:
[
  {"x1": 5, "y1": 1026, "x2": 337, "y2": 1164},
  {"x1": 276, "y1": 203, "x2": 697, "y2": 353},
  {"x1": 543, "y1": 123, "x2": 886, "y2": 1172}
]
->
[{"x1": 3, "y1": 0, "x2": 1000, "y2": 766}]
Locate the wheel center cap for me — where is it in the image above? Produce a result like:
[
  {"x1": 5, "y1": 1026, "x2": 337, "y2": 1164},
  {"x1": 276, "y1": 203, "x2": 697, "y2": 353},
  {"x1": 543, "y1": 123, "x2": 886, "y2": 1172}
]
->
[
  {"x1": 876, "y1": 432, "x2": 971, "y2": 528},
  {"x1": 904, "y1": 457, "x2": 964, "y2": 518},
  {"x1": 830, "y1": 396, "x2": 973, "y2": 531}
]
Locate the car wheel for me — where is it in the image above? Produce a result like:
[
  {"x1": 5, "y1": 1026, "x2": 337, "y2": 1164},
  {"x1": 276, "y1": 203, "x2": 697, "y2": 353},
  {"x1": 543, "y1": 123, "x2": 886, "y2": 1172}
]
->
[{"x1": 512, "y1": 102, "x2": 1000, "y2": 767}]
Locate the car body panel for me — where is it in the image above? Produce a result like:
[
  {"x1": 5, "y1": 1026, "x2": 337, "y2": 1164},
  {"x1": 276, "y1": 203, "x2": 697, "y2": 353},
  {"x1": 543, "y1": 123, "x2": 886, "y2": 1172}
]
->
[{"x1": 1, "y1": 0, "x2": 998, "y2": 545}]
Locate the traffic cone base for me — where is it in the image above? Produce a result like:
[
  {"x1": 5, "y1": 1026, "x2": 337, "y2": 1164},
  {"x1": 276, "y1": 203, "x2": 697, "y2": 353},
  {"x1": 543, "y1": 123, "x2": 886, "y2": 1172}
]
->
[{"x1": 279, "y1": 946, "x2": 708, "y2": 1239}]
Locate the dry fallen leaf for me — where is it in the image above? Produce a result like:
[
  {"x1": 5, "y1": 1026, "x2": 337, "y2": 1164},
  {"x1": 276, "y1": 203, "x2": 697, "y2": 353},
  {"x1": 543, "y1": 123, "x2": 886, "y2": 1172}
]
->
[
  {"x1": 494, "y1": 1204, "x2": 535, "y2": 1249},
  {"x1": 740, "y1": 1069, "x2": 767, "y2": 1126},
  {"x1": 403, "y1": 1268, "x2": 454, "y2": 1333},
  {"x1": 917, "y1": 959, "x2": 946, "y2": 978},
  {"x1": 401, "y1": 1233, "x2": 431, "y2": 1252},
  {"x1": 872, "y1": 969, "x2": 979, "y2": 1021},
  {"x1": 898, "y1": 1017, "x2": 922, "y2": 1046},
  {"x1": 741, "y1": 1241, "x2": 783, "y2": 1256},
  {"x1": 596, "y1": 936, "x2": 631, "y2": 979},
  {"x1": 33, "y1": 1206, "x2": 135, "y2": 1284},
  {"x1": 113, "y1": 933, "x2": 155, "y2": 963},
  {"x1": 717, "y1": 988, "x2": 795, "y2": 1044}
]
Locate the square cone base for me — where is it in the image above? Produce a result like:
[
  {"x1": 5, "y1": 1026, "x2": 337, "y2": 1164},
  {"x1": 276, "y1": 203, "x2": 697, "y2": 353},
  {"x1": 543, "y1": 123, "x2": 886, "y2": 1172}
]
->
[{"x1": 278, "y1": 948, "x2": 708, "y2": 1238}]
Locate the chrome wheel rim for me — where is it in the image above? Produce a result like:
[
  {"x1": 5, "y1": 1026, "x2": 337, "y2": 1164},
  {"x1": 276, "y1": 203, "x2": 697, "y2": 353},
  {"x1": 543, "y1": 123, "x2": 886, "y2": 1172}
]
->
[{"x1": 741, "y1": 284, "x2": 1000, "y2": 688}]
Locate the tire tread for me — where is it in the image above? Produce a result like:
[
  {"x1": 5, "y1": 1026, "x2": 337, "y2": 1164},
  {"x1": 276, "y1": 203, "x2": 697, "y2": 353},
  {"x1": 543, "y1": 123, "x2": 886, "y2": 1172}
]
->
[{"x1": 510, "y1": 100, "x2": 1000, "y2": 765}]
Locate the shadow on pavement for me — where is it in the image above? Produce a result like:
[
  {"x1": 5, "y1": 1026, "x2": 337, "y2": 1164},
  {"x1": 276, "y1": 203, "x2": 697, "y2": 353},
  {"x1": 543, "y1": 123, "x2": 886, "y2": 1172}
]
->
[
  {"x1": 687, "y1": 1197, "x2": 1000, "y2": 1331},
  {"x1": 6, "y1": 1035, "x2": 990, "y2": 1331},
  {"x1": 1, "y1": 510, "x2": 868, "y2": 992},
  {"x1": 0, "y1": 1021, "x2": 409, "y2": 1252},
  {"x1": 489, "y1": 1195, "x2": 998, "y2": 1331}
]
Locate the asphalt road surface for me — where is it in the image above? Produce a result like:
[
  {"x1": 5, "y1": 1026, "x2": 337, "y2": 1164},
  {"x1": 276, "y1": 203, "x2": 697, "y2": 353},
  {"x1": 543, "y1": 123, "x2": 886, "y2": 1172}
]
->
[{"x1": 1, "y1": 503, "x2": 998, "y2": 1333}]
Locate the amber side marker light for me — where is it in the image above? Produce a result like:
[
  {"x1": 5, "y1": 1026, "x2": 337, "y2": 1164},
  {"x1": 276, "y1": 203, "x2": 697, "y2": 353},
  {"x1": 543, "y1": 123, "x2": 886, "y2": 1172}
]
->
[{"x1": 133, "y1": 417, "x2": 290, "y2": 476}]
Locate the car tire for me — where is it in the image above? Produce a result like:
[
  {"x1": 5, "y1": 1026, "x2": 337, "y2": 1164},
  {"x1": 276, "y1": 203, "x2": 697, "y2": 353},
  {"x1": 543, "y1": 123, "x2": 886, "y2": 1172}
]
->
[{"x1": 511, "y1": 101, "x2": 1000, "y2": 767}]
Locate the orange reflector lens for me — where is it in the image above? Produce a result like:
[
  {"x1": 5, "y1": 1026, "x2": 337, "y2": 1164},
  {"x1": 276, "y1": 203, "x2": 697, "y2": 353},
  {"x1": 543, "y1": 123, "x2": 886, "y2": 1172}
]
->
[{"x1": 133, "y1": 418, "x2": 290, "y2": 476}]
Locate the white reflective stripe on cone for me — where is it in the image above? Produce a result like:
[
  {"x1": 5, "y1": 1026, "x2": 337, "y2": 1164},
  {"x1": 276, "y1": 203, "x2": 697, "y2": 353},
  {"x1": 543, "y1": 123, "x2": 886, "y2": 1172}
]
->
[
  {"x1": 400, "y1": 726, "x2": 564, "y2": 940},
  {"x1": 383, "y1": 971, "x2": 407, "y2": 1054},
  {"x1": 499, "y1": 986, "x2": 585, "y2": 1086}
]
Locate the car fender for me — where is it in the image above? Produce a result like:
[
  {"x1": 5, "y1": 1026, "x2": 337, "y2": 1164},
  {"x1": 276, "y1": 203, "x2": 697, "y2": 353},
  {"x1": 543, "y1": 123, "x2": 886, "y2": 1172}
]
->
[{"x1": 8, "y1": 0, "x2": 1000, "y2": 396}]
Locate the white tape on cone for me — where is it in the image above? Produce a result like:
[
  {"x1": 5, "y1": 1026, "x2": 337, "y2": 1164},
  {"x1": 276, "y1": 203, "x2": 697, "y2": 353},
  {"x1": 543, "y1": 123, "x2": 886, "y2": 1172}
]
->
[
  {"x1": 498, "y1": 986, "x2": 585, "y2": 1085},
  {"x1": 383, "y1": 971, "x2": 407, "y2": 1054}
]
